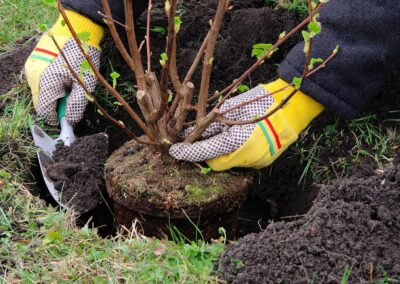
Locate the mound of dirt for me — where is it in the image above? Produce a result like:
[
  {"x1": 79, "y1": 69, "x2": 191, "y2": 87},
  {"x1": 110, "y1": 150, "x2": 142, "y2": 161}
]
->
[
  {"x1": 219, "y1": 160, "x2": 400, "y2": 283},
  {"x1": 0, "y1": 38, "x2": 36, "y2": 94},
  {"x1": 46, "y1": 134, "x2": 108, "y2": 213}
]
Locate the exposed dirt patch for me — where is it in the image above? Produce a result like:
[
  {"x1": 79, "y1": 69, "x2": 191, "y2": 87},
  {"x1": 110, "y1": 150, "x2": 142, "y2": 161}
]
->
[
  {"x1": 0, "y1": 38, "x2": 36, "y2": 94},
  {"x1": 219, "y1": 159, "x2": 400, "y2": 283},
  {"x1": 46, "y1": 134, "x2": 108, "y2": 213}
]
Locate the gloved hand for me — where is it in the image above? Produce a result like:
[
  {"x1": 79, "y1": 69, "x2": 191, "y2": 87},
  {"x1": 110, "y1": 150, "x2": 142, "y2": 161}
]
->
[
  {"x1": 25, "y1": 10, "x2": 104, "y2": 126},
  {"x1": 169, "y1": 79, "x2": 324, "y2": 171}
]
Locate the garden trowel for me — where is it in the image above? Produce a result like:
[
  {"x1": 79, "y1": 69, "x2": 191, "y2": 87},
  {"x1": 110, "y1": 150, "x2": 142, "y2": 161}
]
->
[{"x1": 31, "y1": 92, "x2": 77, "y2": 211}]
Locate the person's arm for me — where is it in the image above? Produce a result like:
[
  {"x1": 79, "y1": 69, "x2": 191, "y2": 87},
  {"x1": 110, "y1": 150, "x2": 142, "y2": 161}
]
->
[
  {"x1": 60, "y1": 0, "x2": 147, "y2": 26},
  {"x1": 279, "y1": 0, "x2": 400, "y2": 119}
]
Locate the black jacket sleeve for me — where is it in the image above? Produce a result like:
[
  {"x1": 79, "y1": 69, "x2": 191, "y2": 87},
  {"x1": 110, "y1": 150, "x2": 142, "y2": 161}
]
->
[
  {"x1": 60, "y1": 0, "x2": 147, "y2": 26},
  {"x1": 279, "y1": 0, "x2": 400, "y2": 119}
]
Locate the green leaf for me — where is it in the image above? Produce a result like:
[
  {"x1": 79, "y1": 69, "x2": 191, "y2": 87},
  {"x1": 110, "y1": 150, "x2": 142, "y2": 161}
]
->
[
  {"x1": 110, "y1": 71, "x2": 120, "y2": 89},
  {"x1": 308, "y1": 21, "x2": 321, "y2": 36},
  {"x1": 237, "y1": 84, "x2": 250, "y2": 93},
  {"x1": 80, "y1": 60, "x2": 92, "y2": 79},
  {"x1": 302, "y1": 31, "x2": 311, "y2": 53},
  {"x1": 201, "y1": 167, "x2": 212, "y2": 175},
  {"x1": 302, "y1": 31, "x2": 310, "y2": 42},
  {"x1": 160, "y1": 53, "x2": 169, "y2": 66},
  {"x1": 151, "y1": 26, "x2": 166, "y2": 35},
  {"x1": 251, "y1": 43, "x2": 274, "y2": 60},
  {"x1": 77, "y1": 31, "x2": 91, "y2": 43},
  {"x1": 174, "y1": 16, "x2": 183, "y2": 33},
  {"x1": 308, "y1": 57, "x2": 324, "y2": 70},
  {"x1": 292, "y1": 77, "x2": 303, "y2": 89}
]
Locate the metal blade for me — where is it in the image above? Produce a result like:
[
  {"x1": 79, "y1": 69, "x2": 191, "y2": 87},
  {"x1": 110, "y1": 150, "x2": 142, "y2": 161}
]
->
[
  {"x1": 37, "y1": 151, "x2": 69, "y2": 210},
  {"x1": 31, "y1": 124, "x2": 58, "y2": 156}
]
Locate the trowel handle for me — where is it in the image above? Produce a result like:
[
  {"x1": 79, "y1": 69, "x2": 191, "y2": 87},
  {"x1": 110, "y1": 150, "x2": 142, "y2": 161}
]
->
[
  {"x1": 57, "y1": 90, "x2": 70, "y2": 123},
  {"x1": 57, "y1": 90, "x2": 76, "y2": 146}
]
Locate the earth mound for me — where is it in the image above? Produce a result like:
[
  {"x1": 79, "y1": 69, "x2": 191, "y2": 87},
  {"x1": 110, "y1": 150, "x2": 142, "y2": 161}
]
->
[{"x1": 219, "y1": 159, "x2": 400, "y2": 283}]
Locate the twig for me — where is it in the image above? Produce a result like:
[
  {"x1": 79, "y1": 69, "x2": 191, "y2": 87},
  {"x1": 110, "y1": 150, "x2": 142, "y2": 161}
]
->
[{"x1": 97, "y1": 11, "x2": 127, "y2": 28}]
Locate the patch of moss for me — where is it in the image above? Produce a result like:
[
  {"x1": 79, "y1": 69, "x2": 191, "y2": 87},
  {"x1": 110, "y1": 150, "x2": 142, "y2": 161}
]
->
[{"x1": 185, "y1": 184, "x2": 225, "y2": 202}]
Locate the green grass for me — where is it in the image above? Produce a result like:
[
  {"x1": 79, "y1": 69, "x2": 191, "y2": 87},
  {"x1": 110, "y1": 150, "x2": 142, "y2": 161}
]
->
[
  {"x1": 0, "y1": 0, "x2": 57, "y2": 52},
  {"x1": 262, "y1": 0, "x2": 308, "y2": 16},
  {"x1": 296, "y1": 113, "x2": 400, "y2": 185}
]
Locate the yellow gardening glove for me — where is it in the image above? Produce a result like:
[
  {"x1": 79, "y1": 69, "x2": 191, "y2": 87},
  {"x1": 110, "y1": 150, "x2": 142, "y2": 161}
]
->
[
  {"x1": 25, "y1": 11, "x2": 104, "y2": 125},
  {"x1": 169, "y1": 79, "x2": 324, "y2": 171}
]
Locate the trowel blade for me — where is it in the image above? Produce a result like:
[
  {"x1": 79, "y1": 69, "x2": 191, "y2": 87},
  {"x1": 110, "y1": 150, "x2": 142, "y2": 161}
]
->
[
  {"x1": 31, "y1": 124, "x2": 57, "y2": 157},
  {"x1": 37, "y1": 151, "x2": 69, "y2": 210}
]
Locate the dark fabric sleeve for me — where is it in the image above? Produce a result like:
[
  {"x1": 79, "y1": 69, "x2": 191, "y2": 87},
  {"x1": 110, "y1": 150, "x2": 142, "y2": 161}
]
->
[
  {"x1": 60, "y1": 0, "x2": 147, "y2": 25},
  {"x1": 278, "y1": 0, "x2": 400, "y2": 119}
]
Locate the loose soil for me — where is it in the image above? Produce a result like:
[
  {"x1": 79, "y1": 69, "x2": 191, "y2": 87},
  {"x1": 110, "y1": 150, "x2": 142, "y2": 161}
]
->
[
  {"x1": 219, "y1": 159, "x2": 400, "y2": 283},
  {"x1": 0, "y1": 38, "x2": 36, "y2": 94},
  {"x1": 46, "y1": 134, "x2": 108, "y2": 213}
]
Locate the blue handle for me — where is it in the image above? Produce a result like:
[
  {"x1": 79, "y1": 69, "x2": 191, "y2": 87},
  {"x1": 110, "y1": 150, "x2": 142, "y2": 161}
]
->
[{"x1": 57, "y1": 90, "x2": 71, "y2": 123}]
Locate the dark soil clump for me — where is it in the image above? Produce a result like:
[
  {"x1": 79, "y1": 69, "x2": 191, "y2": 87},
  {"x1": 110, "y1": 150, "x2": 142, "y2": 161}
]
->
[
  {"x1": 219, "y1": 161, "x2": 400, "y2": 283},
  {"x1": 46, "y1": 134, "x2": 108, "y2": 213}
]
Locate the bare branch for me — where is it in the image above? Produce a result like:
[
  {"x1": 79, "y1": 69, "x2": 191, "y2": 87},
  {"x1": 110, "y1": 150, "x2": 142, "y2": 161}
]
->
[
  {"x1": 174, "y1": 82, "x2": 195, "y2": 134},
  {"x1": 196, "y1": 0, "x2": 230, "y2": 123},
  {"x1": 184, "y1": 110, "x2": 219, "y2": 143},
  {"x1": 101, "y1": 0, "x2": 134, "y2": 71},
  {"x1": 154, "y1": 0, "x2": 178, "y2": 123},
  {"x1": 146, "y1": 0, "x2": 153, "y2": 73},
  {"x1": 124, "y1": 0, "x2": 146, "y2": 90}
]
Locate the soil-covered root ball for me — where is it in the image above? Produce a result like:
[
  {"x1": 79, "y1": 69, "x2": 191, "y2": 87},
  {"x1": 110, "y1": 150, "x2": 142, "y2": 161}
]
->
[
  {"x1": 219, "y1": 160, "x2": 400, "y2": 283},
  {"x1": 104, "y1": 140, "x2": 254, "y2": 240},
  {"x1": 46, "y1": 133, "x2": 108, "y2": 213}
]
